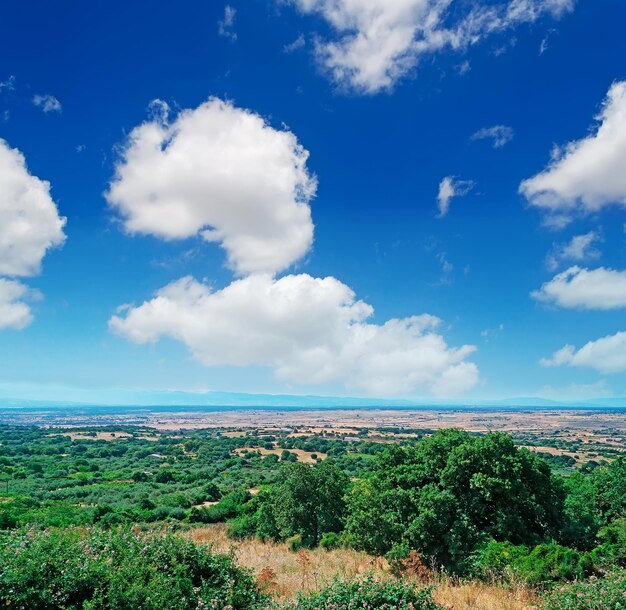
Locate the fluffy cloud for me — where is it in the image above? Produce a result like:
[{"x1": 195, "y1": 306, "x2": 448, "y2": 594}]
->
[
  {"x1": 520, "y1": 81, "x2": 626, "y2": 224},
  {"x1": 0, "y1": 139, "x2": 66, "y2": 277},
  {"x1": 109, "y1": 97, "x2": 479, "y2": 397},
  {"x1": 110, "y1": 274, "x2": 478, "y2": 396},
  {"x1": 545, "y1": 231, "x2": 601, "y2": 271},
  {"x1": 32, "y1": 94, "x2": 62, "y2": 113},
  {"x1": 286, "y1": 0, "x2": 574, "y2": 93},
  {"x1": 532, "y1": 266, "x2": 626, "y2": 310},
  {"x1": 437, "y1": 176, "x2": 474, "y2": 217},
  {"x1": 0, "y1": 279, "x2": 34, "y2": 330},
  {"x1": 106, "y1": 98, "x2": 316, "y2": 276},
  {"x1": 471, "y1": 125, "x2": 514, "y2": 148},
  {"x1": 540, "y1": 331, "x2": 626, "y2": 373}
]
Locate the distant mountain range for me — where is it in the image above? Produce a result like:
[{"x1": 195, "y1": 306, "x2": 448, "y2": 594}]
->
[{"x1": 1, "y1": 389, "x2": 626, "y2": 410}]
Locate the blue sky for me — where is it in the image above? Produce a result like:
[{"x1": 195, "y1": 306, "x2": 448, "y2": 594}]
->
[{"x1": 0, "y1": 0, "x2": 625, "y2": 403}]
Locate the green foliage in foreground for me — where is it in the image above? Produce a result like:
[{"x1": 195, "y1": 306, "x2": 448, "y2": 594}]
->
[
  {"x1": 274, "y1": 577, "x2": 441, "y2": 610},
  {"x1": 0, "y1": 527, "x2": 266, "y2": 610},
  {"x1": 542, "y1": 569, "x2": 626, "y2": 610}
]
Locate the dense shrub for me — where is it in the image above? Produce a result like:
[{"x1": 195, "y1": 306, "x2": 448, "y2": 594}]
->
[
  {"x1": 0, "y1": 527, "x2": 267, "y2": 610},
  {"x1": 472, "y1": 540, "x2": 592, "y2": 585},
  {"x1": 319, "y1": 531, "x2": 342, "y2": 550},
  {"x1": 588, "y1": 518, "x2": 626, "y2": 568},
  {"x1": 274, "y1": 577, "x2": 441, "y2": 609},
  {"x1": 542, "y1": 569, "x2": 626, "y2": 610},
  {"x1": 189, "y1": 489, "x2": 252, "y2": 524}
]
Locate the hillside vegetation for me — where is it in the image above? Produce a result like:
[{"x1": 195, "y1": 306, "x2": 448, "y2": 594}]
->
[{"x1": 1, "y1": 424, "x2": 626, "y2": 608}]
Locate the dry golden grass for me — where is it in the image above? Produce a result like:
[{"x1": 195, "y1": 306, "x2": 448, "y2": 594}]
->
[
  {"x1": 433, "y1": 579, "x2": 538, "y2": 610},
  {"x1": 186, "y1": 525, "x2": 388, "y2": 599},
  {"x1": 184, "y1": 525, "x2": 539, "y2": 609}
]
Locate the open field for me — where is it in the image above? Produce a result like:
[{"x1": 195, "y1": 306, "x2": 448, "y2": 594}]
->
[
  {"x1": 5, "y1": 405, "x2": 626, "y2": 435},
  {"x1": 4, "y1": 405, "x2": 625, "y2": 466}
]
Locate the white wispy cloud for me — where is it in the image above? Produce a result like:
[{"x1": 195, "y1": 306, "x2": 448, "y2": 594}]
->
[
  {"x1": 437, "y1": 176, "x2": 475, "y2": 217},
  {"x1": 539, "y1": 28, "x2": 557, "y2": 54},
  {"x1": 284, "y1": 34, "x2": 306, "y2": 53},
  {"x1": 532, "y1": 266, "x2": 626, "y2": 310},
  {"x1": 457, "y1": 60, "x2": 471, "y2": 75},
  {"x1": 471, "y1": 124, "x2": 514, "y2": 148},
  {"x1": 540, "y1": 331, "x2": 626, "y2": 374},
  {"x1": 32, "y1": 94, "x2": 62, "y2": 113},
  {"x1": 537, "y1": 380, "x2": 611, "y2": 400},
  {"x1": 0, "y1": 75, "x2": 15, "y2": 92},
  {"x1": 218, "y1": 5, "x2": 237, "y2": 40},
  {"x1": 285, "y1": 0, "x2": 575, "y2": 93},
  {"x1": 545, "y1": 231, "x2": 601, "y2": 271},
  {"x1": 520, "y1": 80, "x2": 626, "y2": 226}
]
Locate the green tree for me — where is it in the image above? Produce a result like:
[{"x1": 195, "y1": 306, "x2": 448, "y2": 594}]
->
[
  {"x1": 345, "y1": 430, "x2": 564, "y2": 573},
  {"x1": 256, "y1": 461, "x2": 349, "y2": 546}
]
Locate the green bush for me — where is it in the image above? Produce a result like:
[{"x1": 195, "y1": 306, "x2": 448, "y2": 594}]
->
[
  {"x1": 287, "y1": 534, "x2": 306, "y2": 551},
  {"x1": 471, "y1": 540, "x2": 530, "y2": 579},
  {"x1": 543, "y1": 569, "x2": 626, "y2": 609},
  {"x1": 515, "y1": 543, "x2": 592, "y2": 585},
  {"x1": 0, "y1": 526, "x2": 267, "y2": 610},
  {"x1": 472, "y1": 540, "x2": 592, "y2": 585},
  {"x1": 319, "y1": 531, "x2": 342, "y2": 550},
  {"x1": 588, "y1": 518, "x2": 626, "y2": 568},
  {"x1": 275, "y1": 576, "x2": 441, "y2": 609},
  {"x1": 227, "y1": 514, "x2": 258, "y2": 540},
  {"x1": 472, "y1": 540, "x2": 593, "y2": 586}
]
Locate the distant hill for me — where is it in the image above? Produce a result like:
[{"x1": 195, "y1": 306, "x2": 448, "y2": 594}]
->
[{"x1": 0, "y1": 388, "x2": 625, "y2": 410}]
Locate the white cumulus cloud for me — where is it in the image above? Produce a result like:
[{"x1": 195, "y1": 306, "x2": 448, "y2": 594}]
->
[
  {"x1": 532, "y1": 266, "x2": 626, "y2": 310},
  {"x1": 540, "y1": 331, "x2": 626, "y2": 374},
  {"x1": 437, "y1": 175, "x2": 474, "y2": 217},
  {"x1": 520, "y1": 80, "x2": 626, "y2": 225},
  {"x1": 285, "y1": 0, "x2": 574, "y2": 93},
  {"x1": 106, "y1": 98, "x2": 316, "y2": 276},
  {"x1": 0, "y1": 139, "x2": 66, "y2": 277},
  {"x1": 0, "y1": 279, "x2": 35, "y2": 330},
  {"x1": 109, "y1": 97, "x2": 480, "y2": 397},
  {"x1": 110, "y1": 274, "x2": 478, "y2": 396}
]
